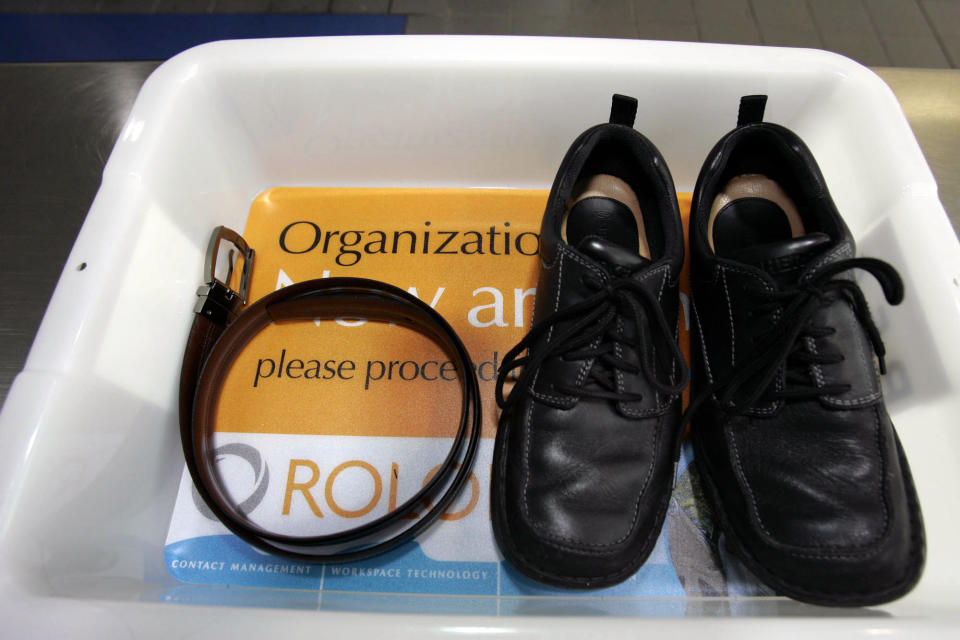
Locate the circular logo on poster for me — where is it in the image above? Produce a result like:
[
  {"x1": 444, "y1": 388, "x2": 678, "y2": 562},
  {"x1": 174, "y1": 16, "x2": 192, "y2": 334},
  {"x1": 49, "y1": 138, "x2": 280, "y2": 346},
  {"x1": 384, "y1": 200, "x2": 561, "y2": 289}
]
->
[{"x1": 191, "y1": 443, "x2": 270, "y2": 521}]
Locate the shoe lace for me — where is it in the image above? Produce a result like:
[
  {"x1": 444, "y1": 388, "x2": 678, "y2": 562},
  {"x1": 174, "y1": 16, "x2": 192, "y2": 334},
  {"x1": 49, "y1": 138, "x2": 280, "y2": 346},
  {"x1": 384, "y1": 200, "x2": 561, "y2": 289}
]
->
[
  {"x1": 495, "y1": 268, "x2": 689, "y2": 413},
  {"x1": 683, "y1": 256, "x2": 904, "y2": 425}
]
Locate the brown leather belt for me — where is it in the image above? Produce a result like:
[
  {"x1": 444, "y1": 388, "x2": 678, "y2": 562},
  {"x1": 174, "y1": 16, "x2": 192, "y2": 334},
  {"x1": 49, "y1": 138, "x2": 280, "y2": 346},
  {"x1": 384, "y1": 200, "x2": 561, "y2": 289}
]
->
[{"x1": 179, "y1": 226, "x2": 481, "y2": 562}]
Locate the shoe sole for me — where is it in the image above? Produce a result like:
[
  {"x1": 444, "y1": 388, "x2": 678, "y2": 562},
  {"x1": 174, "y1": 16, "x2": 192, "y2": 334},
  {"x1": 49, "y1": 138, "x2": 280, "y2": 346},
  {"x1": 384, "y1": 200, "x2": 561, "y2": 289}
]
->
[{"x1": 691, "y1": 428, "x2": 926, "y2": 607}]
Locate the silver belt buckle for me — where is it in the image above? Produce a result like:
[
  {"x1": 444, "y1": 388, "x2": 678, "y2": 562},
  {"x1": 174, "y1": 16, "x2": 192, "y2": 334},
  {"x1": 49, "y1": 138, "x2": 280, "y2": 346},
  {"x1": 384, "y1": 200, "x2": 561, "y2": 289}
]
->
[{"x1": 195, "y1": 225, "x2": 255, "y2": 324}]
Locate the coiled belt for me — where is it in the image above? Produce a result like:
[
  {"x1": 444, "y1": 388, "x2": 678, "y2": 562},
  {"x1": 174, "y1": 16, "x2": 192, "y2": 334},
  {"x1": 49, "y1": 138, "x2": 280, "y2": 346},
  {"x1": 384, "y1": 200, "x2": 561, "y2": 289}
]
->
[{"x1": 178, "y1": 226, "x2": 481, "y2": 562}]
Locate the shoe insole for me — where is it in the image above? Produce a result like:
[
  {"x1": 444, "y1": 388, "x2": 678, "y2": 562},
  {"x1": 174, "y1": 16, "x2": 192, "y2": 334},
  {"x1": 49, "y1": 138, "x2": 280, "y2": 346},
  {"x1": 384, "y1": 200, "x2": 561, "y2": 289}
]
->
[
  {"x1": 708, "y1": 174, "x2": 805, "y2": 256},
  {"x1": 562, "y1": 174, "x2": 651, "y2": 259}
]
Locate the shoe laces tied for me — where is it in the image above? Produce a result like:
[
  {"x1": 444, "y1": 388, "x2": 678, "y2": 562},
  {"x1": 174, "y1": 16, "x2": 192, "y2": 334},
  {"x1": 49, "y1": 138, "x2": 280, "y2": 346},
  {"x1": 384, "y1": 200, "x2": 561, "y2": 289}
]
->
[
  {"x1": 682, "y1": 256, "x2": 903, "y2": 426},
  {"x1": 496, "y1": 267, "x2": 689, "y2": 413}
]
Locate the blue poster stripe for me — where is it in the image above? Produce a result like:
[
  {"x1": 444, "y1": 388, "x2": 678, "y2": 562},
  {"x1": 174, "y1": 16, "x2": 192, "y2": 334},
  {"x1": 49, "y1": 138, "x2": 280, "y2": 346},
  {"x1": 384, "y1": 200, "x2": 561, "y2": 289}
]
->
[
  {"x1": 164, "y1": 534, "x2": 500, "y2": 595},
  {"x1": 0, "y1": 13, "x2": 406, "y2": 62},
  {"x1": 165, "y1": 534, "x2": 326, "y2": 589}
]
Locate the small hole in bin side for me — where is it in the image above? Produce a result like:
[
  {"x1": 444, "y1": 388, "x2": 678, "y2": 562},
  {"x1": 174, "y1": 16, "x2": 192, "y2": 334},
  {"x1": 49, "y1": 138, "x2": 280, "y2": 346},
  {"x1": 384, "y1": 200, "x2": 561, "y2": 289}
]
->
[{"x1": 77, "y1": 262, "x2": 87, "y2": 271}]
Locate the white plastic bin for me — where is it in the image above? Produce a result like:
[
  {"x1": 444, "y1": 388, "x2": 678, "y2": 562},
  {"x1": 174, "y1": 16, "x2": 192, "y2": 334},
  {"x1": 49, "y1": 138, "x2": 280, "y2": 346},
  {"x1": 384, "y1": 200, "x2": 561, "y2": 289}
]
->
[{"x1": 1, "y1": 36, "x2": 959, "y2": 638}]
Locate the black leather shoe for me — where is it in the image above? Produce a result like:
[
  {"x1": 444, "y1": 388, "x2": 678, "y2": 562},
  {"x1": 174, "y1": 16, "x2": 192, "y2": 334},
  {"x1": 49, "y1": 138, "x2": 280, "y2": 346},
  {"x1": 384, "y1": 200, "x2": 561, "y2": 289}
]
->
[
  {"x1": 688, "y1": 95, "x2": 925, "y2": 606},
  {"x1": 492, "y1": 94, "x2": 688, "y2": 589}
]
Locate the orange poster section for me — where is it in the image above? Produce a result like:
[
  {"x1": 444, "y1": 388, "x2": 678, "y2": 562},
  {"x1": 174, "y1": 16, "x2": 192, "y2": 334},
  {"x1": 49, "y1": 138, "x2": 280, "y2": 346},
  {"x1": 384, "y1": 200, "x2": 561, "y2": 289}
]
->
[{"x1": 215, "y1": 188, "x2": 692, "y2": 439}]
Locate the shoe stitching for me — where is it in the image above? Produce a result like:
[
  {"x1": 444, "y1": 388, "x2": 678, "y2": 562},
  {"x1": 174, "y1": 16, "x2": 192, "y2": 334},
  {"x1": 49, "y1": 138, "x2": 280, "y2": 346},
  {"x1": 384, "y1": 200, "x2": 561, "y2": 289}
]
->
[
  {"x1": 564, "y1": 244, "x2": 604, "y2": 396},
  {"x1": 652, "y1": 268, "x2": 670, "y2": 410},
  {"x1": 530, "y1": 247, "x2": 585, "y2": 405},
  {"x1": 519, "y1": 397, "x2": 537, "y2": 526},
  {"x1": 805, "y1": 335, "x2": 827, "y2": 388},
  {"x1": 559, "y1": 241, "x2": 608, "y2": 276},
  {"x1": 635, "y1": 262, "x2": 671, "y2": 289},
  {"x1": 720, "y1": 267, "x2": 736, "y2": 368},
  {"x1": 517, "y1": 407, "x2": 662, "y2": 551},
  {"x1": 873, "y1": 404, "x2": 892, "y2": 541},
  {"x1": 770, "y1": 405, "x2": 888, "y2": 560},
  {"x1": 504, "y1": 484, "x2": 673, "y2": 584},
  {"x1": 544, "y1": 245, "x2": 567, "y2": 344},
  {"x1": 615, "y1": 314, "x2": 657, "y2": 418},
  {"x1": 620, "y1": 264, "x2": 674, "y2": 417},
  {"x1": 717, "y1": 262, "x2": 773, "y2": 287},
  {"x1": 576, "y1": 340, "x2": 601, "y2": 390},
  {"x1": 528, "y1": 388, "x2": 578, "y2": 406},
  {"x1": 620, "y1": 310, "x2": 672, "y2": 418},
  {"x1": 802, "y1": 241, "x2": 854, "y2": 278},
  {"x1": 526, "y1": 254, "x2": 560, "y2": 398},
  {"x1": 620, "y1": 350, "x2": 670, "y2": 417},
  {"x1": 495, "y1": 438, "x2": 676, "y2": 586},
  {"x1": 528, "y1": 286, "x2": 538, "y2": 330},
  {"x1": 614, "y1": 315, "x2": 626, "y2": 397},
  {"x1": 621, "y1": 403, "x2": 669, "y2": 419},
  {"x1": 746, "y1": 401, "x2": 779, "y2": 417},
  {"x1": 696, "y1": 425, "x2": 923, "y2": 602},
  {"x1": 826, "y1": 392, "x2": 882, "y2": 407},
  {"x1": 530, "y1": 345, "x2": 597, "y2": 403},
  {"x1": 729, "y1": 430, "x2": 881, "y2": 558},
  {"x1": 553, "y1": 257, "x2": 675, "y2": 416},
  {"x1": 718, "y1": 263, "x2": 782, "y2": 416},
  {"x1": 527, "y1": 326, "x2": 597, "y2": 405},
  {"x1": 727, "y1": 405, "x2": 890, "y2": 557},
  {"x1": 691, "y1": 295, "x2": 715, "y2": 385},
  {"x1": 823, "y1": 299, "x2": 883, "y2": 407},
  {"x1": 804, "y1": 301, "x2": 883, "y2": 408}
]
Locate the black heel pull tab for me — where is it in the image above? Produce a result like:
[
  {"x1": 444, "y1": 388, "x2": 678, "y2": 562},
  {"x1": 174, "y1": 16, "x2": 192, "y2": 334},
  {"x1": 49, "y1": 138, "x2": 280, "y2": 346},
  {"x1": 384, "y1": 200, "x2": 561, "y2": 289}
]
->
[
  {"x1": 609, "y1": 94, "x2": 638, "y2": 126},
  {"x1": 737, "y1": 94, "x2": 768, "y2": 127}
]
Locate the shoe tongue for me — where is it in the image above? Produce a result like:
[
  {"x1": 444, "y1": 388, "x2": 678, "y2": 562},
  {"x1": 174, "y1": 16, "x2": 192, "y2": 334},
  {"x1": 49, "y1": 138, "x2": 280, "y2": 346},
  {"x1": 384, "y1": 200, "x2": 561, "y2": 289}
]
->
[
  {"x1": 728, "y1": 232, "x2": 833, "y2": 284},
  {"x1": 566, "y1": 196, "x2": 649, "y2": 272}
]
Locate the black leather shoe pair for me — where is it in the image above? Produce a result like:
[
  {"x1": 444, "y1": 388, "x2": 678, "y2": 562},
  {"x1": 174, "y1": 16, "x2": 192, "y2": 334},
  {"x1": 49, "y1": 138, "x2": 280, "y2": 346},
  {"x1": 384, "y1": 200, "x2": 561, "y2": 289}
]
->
[{"x1": 492, "y1": 93, "x2": 924, "y2": 605}]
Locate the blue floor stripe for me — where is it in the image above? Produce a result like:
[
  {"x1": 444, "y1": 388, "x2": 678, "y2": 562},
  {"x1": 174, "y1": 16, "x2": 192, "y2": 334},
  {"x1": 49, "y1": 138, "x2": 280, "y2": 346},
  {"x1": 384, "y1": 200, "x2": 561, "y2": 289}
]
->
[{"x1": 0, "y1": 13, "x2": 407, "y2": 62}]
